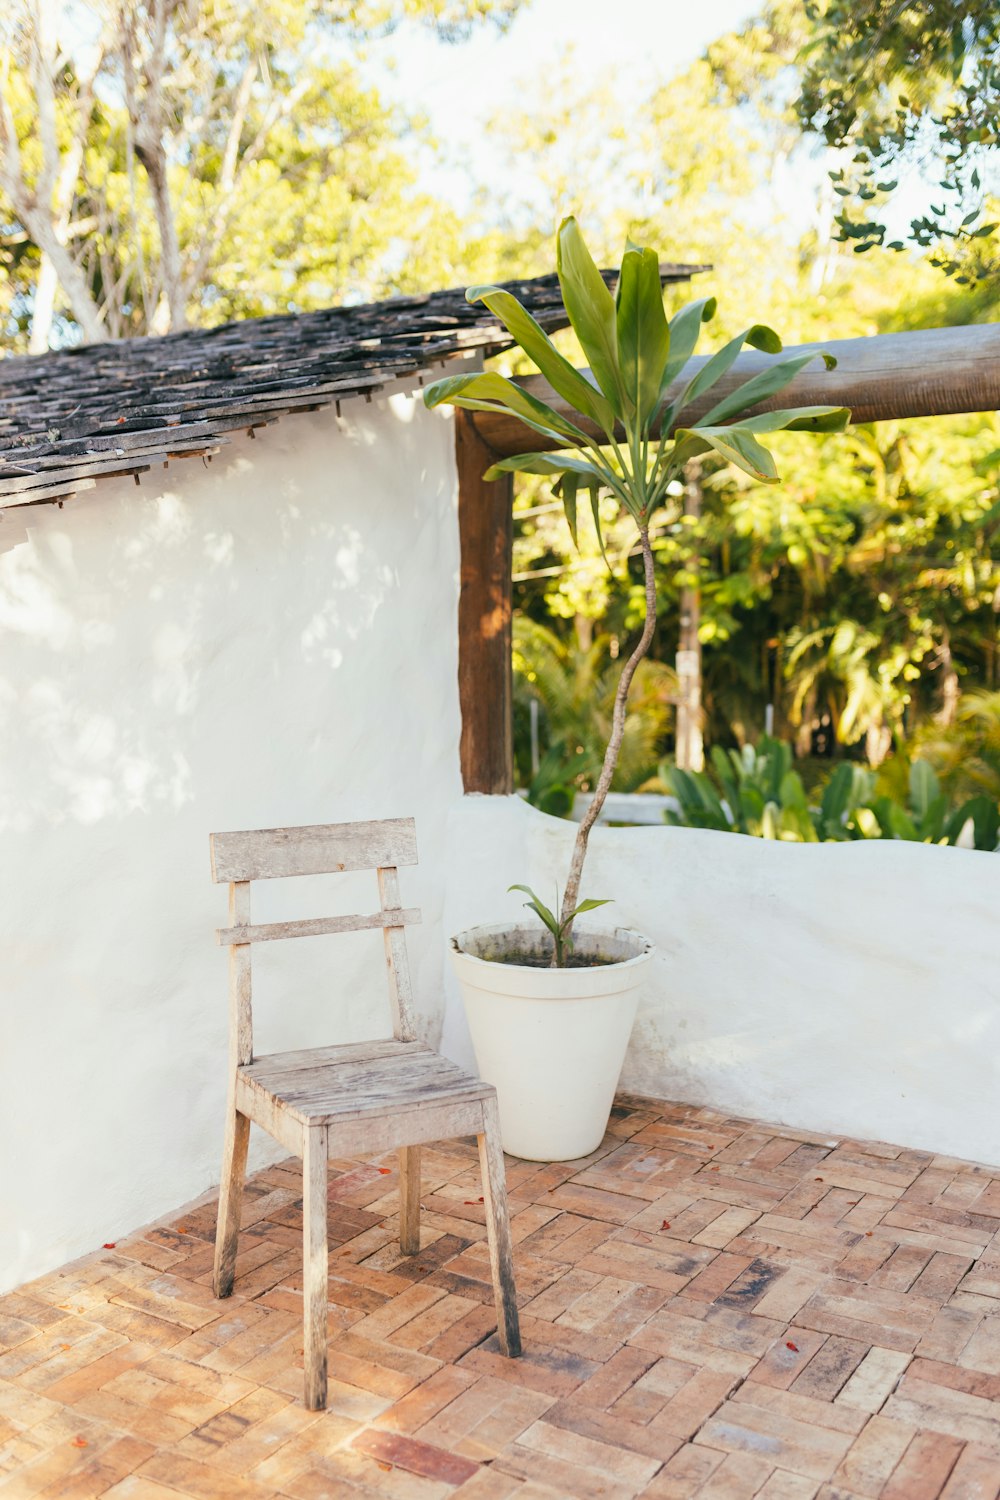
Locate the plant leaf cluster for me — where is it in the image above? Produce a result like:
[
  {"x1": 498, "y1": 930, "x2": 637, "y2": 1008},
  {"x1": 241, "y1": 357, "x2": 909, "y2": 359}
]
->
[
  {"x1": 663, "y1": 734, "x2": 1000, "y2": 850},
  {"x1": 507, "y1": 884, "x2": 611, "y2": 968},
  {"x1": 424, "y1": 216, "x2": 849, "y2": 553}
]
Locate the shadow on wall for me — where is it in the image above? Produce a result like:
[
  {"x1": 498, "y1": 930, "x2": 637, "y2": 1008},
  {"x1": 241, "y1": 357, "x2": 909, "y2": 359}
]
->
[
  {"x1": 0, "y1": 405, "x2": 441, "y2": 834},
  {"x1": 0, "y1": 392, "x2": 461, "y2": 1292}
]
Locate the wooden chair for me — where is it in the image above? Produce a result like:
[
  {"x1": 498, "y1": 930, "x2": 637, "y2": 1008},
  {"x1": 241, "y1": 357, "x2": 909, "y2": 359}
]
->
[{"x1": 208, "y1": 817, "x2": 521, "y2": 1409}]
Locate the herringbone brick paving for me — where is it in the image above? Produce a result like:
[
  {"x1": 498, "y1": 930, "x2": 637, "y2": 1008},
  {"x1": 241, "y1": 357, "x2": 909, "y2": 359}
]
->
[{"x1": 4, "y1": 1096, "x2": 1000, "y2": 1498}]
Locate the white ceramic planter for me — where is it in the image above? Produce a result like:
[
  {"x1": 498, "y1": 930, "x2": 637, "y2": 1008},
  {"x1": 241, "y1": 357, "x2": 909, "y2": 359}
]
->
[{"x1": 450, "y1": 922, "x2": 654, "y2": 1161}]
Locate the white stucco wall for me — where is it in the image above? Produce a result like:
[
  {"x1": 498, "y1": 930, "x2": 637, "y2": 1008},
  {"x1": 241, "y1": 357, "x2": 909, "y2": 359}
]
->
[
  {"x1": 444, "y1": 796, "x2": 1000, "y2": 1166},
  {"x1": 7, "y1": 385, "x2": 1000, "y2": 1295},
  {"x1": 1, "y1": 390, "x2": 463, "y2": 1292}
]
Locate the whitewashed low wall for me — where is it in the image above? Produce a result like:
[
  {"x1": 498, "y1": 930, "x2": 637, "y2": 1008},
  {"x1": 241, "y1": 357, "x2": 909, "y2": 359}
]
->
[
  {"x1": 1, "y1": 392, "x2": 462, "y2": 1293},
  {"x1": 444, "y1": 796, "x2": 1000, "y2": 1165}
]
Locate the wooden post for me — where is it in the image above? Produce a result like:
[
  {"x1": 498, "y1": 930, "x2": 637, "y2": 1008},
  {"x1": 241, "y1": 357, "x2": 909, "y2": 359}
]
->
[
  {"x1": 456, "y1": 409, "x2": 514, "y2": 794},
  {"x1": 675, "y1": 465, "x2": 704, "y2": 772}
]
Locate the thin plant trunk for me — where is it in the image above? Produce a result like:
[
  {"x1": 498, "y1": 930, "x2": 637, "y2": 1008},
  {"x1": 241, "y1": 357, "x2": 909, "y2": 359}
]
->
[
  {"x1": 674, "y1": 463, "x2": 703, "y2": 772},
  {"x1": 559, "y1": 525, "x2": 657, "y2": 947}
]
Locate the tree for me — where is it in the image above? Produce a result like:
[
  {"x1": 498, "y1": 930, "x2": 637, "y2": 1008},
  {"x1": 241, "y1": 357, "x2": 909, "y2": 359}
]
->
[
  {"x1": 794, "y1": 0, "x2": 1000, "y2": 284},
  {"x1": 0, "y1": 0, "x2": 521, "y2": 348}
]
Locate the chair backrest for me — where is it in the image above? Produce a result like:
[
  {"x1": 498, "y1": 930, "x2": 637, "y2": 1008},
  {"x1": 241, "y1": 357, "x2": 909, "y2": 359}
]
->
[{"x1": 210, "y1": 818, "x2": 420, "y2": 1064}]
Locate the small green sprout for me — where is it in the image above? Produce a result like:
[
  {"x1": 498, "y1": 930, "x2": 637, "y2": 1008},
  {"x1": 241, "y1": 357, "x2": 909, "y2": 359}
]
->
[{"x1": 509, "y1": 884, "x2": 611, "y2": 968}]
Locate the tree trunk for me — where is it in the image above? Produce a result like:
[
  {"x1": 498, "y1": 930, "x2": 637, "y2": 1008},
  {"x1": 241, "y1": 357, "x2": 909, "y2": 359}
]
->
[
  {"x1": 559, "y1": 526, "x2": 657, "y2": 943},
  {"x1": 28, "y1": 251, "x2": 59, "y2": 353},
  {"x1": 935, "y1": 631, "x2": 960, "y2": 727},
  {"x1": 135, "y1": 138, "x2": 186, "y2": 332},
  {"x1": 20, "y1": 206, "x2": 107, "y2": 344},
  {"x1": 675, "y1": 464, "x2": 704, "y2": 772}
]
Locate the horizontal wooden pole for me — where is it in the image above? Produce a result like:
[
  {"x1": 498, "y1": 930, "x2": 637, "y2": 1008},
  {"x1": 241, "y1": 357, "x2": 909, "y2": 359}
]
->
[{"x1": 473, "y1": 322, "x2": 1000, "y2": 456}]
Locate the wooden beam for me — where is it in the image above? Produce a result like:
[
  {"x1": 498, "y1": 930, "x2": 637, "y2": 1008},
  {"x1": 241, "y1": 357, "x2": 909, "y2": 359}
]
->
[
  {"x1": 472, "y1": 322, "x2": 1000, "y2": 456},
  {"x1": 456, "y1": 408, "x2": 514, "y2": 794}
]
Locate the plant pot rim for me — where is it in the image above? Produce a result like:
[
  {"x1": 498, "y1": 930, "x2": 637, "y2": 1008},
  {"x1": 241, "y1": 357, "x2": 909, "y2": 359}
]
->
[{"x1": 450, "y1": 920, "x2": 654, "y2": 974}]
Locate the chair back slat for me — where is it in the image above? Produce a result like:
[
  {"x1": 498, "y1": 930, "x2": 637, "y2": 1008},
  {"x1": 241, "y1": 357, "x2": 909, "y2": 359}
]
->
[
  {"x1": 211, "y1": 819, "x2": 421, "y2": 1055},
  {"x1": 217, "y1": 907, "x2": 421, "y2": 946},
  {"x1": 377, "y1": 866, "x2": 416, "y2": 1041},
  {"x1": 210, "y1": 818, "x2": 418, "y2": 883},
  {"x1": 229, "y1": 882, "x2": 253, "y2": 1067}
]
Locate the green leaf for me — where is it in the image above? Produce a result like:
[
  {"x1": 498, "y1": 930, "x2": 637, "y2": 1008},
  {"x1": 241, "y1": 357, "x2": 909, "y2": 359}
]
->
[
  {"x1": 588, "y1": 481, "x2": 612, "y2": 570},
  {"x1": 482, "y1": 450, "x2": 607, "y2": 484},
  {"x1": 736, "y1": 405, "x2": 851, "y2": 435},
  {"x1": 781, "y1": 803, "x2": 818, "y2": 842},
  {"x1": 423, "y1": 371, "x2": 590, "y2": 447},
  {"x1": 820, "y1": 763, "x2": 853, "y2": 825},
  {"x1": 508, "y1": 883, "x2": 559, "y2": 937},
  {"x1": 466, "y1": 284, "x2": 616, "y2": 435},
  {"x1": 672, "y1": 425, "x2": 779, "y2": 483},
  {"x1": 673, "y1": 324, "x2": 782, "y2": 420},
  {"x1": 570, "y1": 897, "x2": 612, "y2": 917},
  {"x1": 920, "y1": 795, "x2": 948, "y2": 843},
  {"x1": 663, "y1": 765, "x2": 729, "y2": 828},
  {"x1": 945, "y1": 797, "x2": 1000, "y2": 850},
  {"x1": 869, "y1": 796, "x2": 918, "y2": 841},
  {"x1": 557, "y1": 217, "x2": 630, "y2": 418},
  {"x1": 559, "y1": 472, "x2": 580, "y2": 549},
  {"x1": 659, "y1": 296, "x2": 717, "y2": 398},
  {"x1": 909, "y1": 759, "x2": 939, "y2": 822},
  {"x1": 615, "y1": 246, "x2": 669, "y2": 431},
  {"x1": 697, "y1": 350, "x2": 839, "y2": 427},
  {"x1": 779, "y1": 769, "x2": 808, "y2": 811},
  {"x1": 820, "y1": 762, "x2": 871, "y2": 828}
]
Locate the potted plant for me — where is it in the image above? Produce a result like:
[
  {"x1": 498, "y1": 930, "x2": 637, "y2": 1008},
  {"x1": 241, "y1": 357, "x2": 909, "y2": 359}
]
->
[{"x1": 424, "y1": 218, "x2": 849, "y2": 1161}]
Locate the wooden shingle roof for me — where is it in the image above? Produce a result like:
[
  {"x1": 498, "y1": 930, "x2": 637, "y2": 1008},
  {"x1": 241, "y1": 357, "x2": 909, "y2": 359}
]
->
[{"x1": 0, "y1": 263, "x2": 704, "y2": 511}]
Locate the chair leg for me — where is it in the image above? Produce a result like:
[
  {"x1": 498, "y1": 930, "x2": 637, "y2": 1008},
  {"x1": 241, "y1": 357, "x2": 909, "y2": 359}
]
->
[
  {"x1": 302, "y1": 1124, "x2": 329, "y2": 1410},
  {"x1": 399, "y1": 1145, "x2": 421, "y2": 1255},
  {"x1": 477, "y1": 1096, "x2": 521, "y2": 1358},
  {"x1": 213, "y1": 1107, "x2": 250, "y2": 1299}
]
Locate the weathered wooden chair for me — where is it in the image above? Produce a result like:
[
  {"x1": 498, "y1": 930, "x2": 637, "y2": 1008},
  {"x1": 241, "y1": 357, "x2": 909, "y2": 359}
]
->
[{"x1": 209, "y1": 817, "x2": 520, "y2": 1409}]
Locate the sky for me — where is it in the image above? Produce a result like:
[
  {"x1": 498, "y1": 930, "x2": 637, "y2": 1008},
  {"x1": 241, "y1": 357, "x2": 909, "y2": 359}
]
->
[{"x1": 355, "y1": 0, "x2": 761, "y2": 212}]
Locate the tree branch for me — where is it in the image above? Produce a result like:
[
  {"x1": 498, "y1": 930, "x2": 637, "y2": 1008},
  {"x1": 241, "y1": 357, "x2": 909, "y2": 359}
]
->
[{"x1": 123, "y1": 0, "x2": 187, "y2": 332}]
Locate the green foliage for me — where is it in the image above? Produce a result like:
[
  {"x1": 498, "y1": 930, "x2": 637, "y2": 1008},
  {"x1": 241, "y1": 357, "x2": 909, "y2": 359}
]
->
[
  {"x1": 916, "y1": 691, "x2": 1000, "y2": 801},
  {"x1": 516, "y1": 406, "x2": 1000, "y2": 758},
  {"x1": 662, "y1": 736, "x2": 1000, "y2": 850},
  {"x1": 507, "y1": 884, "x2": 611, "y2": 968},
  {"x1": 0, "y1": 0, "x2": 521, "y2": 346},
  {"x1": 485, "y1": 55, "x2": 1000, "y2": 765},
  {"x1": 793, "y1": 0, "x2": 1000, "y2": 284},
  {"x1": 512, "y1": 617, "x2": 676, "y2": 797},
  {"x1": 663, "y1": 736, "x2": 844, "y2": 841},
  {"x1": 520, "y1": 745, "x2": 589, "y2": 819}
]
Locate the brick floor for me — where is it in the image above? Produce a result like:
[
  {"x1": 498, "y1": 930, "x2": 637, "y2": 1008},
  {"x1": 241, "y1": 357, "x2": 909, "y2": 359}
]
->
[{"x1": 4, "y1": 1096, "x2": 1000, "y2": 1498}]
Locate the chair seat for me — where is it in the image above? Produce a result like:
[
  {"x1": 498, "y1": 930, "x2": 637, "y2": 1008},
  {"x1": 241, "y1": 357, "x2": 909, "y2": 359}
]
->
[{"x1": 237, "y1": 1038, "x2": 493, "y2": 1125}]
